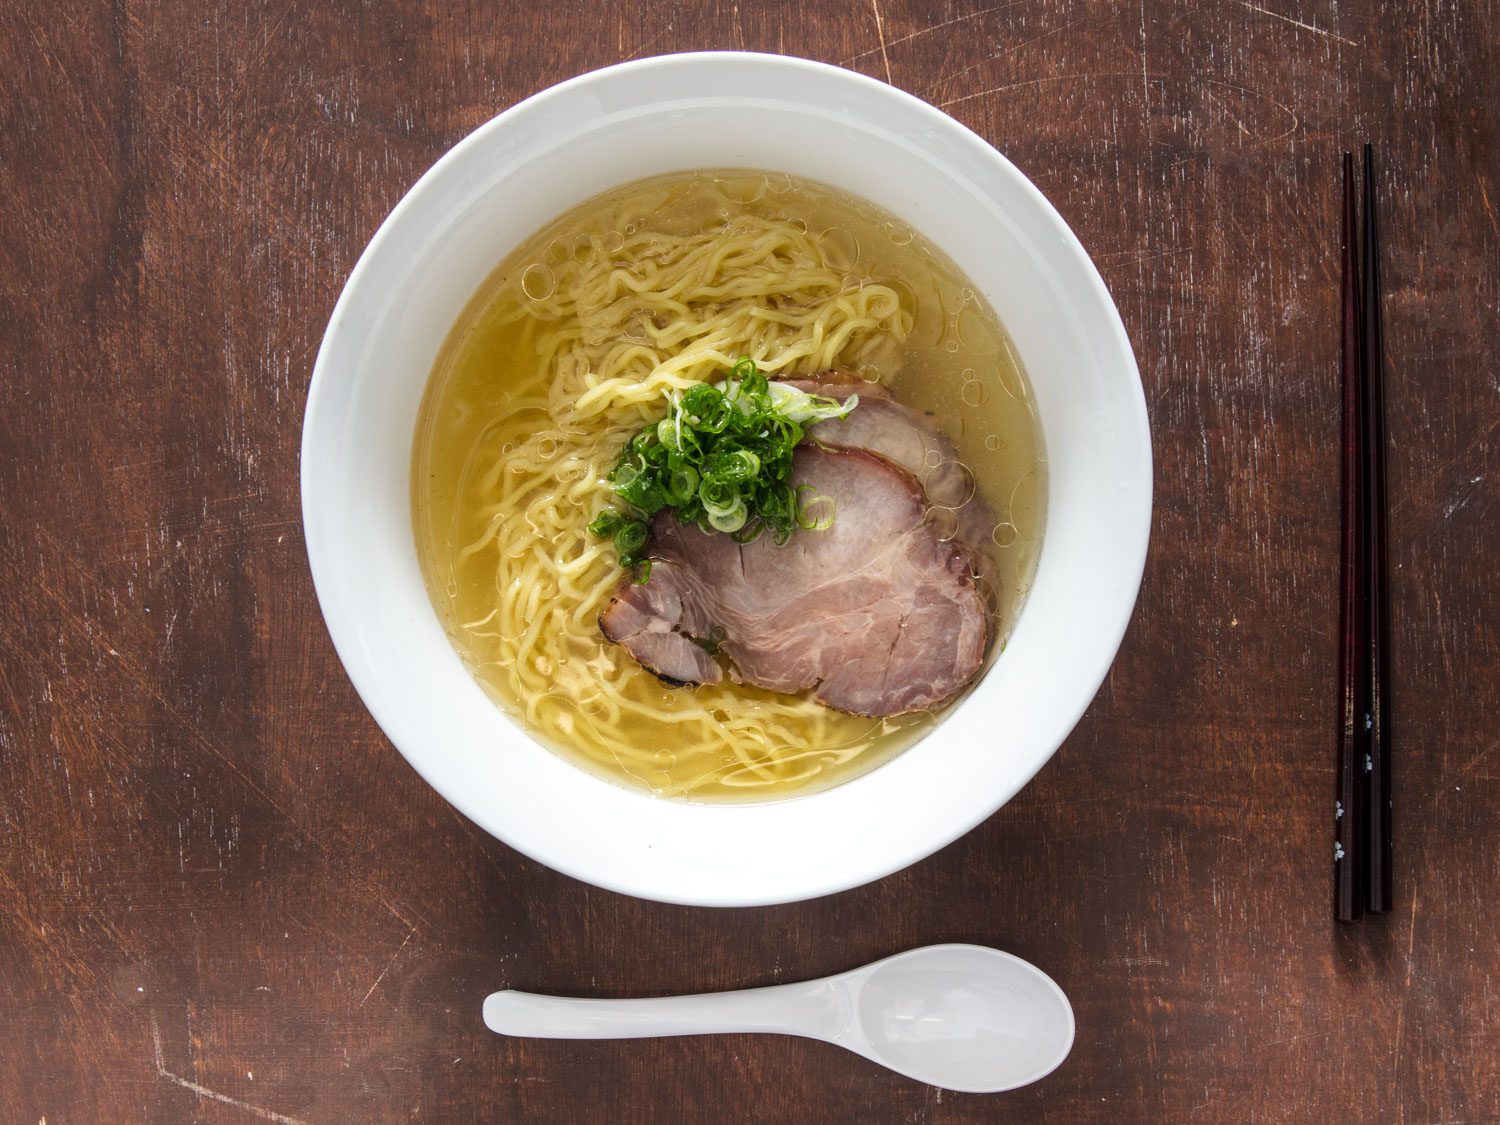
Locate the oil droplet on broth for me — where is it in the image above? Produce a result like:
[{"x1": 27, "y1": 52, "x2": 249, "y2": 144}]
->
[
  {"x1": 923, "y1": 506, "x2": 960, "y2": 542},
  {"x1": 960, "y1": 379, "x2": 991, "y2": 407},
  {"x1": 721, "y1": 178, "x2": 768, "y2": 204},
  {"x1": 1013, "y1": 537, "x2": 1041, "y2": 585},
  {"x1": 998, "y1": 337, "x2": 1027, "y2": 399},
  {"x1": 904, "y1": 274, "x2": 948, "y2": 345},
  {"x1": 985, "y1": 434, "x2": 1002, "y2": 451},
  {"x1": 932, "y1": 461, "x2": 977, "y2": 508},
  {"x1": 520, "y1": 263, "x2": 555, "y2": 301},
  {"x1": 819, "y1": 227, "x2": 860, "y2": 270}
]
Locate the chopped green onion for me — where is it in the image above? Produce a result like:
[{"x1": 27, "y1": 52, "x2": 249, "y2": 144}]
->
[
  {"x1": 666, "y1": 466, "x2": 699, "y2": 505},
  {"x1": 699, "y1": 476, "x2": 738, "y2": 513},
  {"x1": 614, "y1": 519, "x2": 648, "y2": 558},
  {"x1": 796, "y1": 488, "x2": 837, "y2": 531},
  {"x1": 706, "y1": 496, "x2": 748, "y2": 533},
  {"x1": 588, "y1": 359, "x2": 859, "y2": 573}
]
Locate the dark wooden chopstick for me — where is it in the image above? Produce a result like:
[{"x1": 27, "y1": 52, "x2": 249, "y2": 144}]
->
[
  {"x1": 1361, "y1": 143, "x2": 1393, "y2": 914},
  {"x1": 1335, "y1": 150, "x2": 1365, "y2": 925},
  {"x1": 1334, "y1": 145, "x2": 1394, "y2": 924}
]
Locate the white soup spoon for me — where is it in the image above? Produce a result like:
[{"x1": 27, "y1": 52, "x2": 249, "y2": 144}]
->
[{"x1": 483, "y1": 943, "x2": 1074, "y2": 1093}]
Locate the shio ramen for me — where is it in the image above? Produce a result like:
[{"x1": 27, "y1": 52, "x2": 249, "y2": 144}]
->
[{"x1": 411, "y1": 170, "x2": 1045, "y2": 801}]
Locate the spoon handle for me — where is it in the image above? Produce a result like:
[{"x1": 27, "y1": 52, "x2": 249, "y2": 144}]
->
[{"x1": 483, "y1": 980, "x2": 841, "y2": 1040}]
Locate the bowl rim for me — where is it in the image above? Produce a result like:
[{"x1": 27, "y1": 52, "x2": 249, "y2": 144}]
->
[{"x1": 301, "y1": 50, "x2": 1152, "y2": 906}]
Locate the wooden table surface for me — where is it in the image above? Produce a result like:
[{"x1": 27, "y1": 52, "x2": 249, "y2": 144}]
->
[{"x1": 3, "y1": 1, "x2": 1496, "y2": 1121}]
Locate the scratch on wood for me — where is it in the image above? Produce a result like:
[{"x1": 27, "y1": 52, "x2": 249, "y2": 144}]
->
[
  {"x1": 151, "y1": 1018, "x2": 306, "y2": 1124},
  {"x1": 938, "y1": 73, "x2": 1096, "y2": 109},
  {"x1": 1200, "y1": 86, "x2": 1252, "y2": 138},
  {"x1": 919, "y1": 16, "x2": 1091, "y2": 95},
  {"x1": 1441, "y1": 473, "x2": 1485, "y2": 519},
  {"x1": 1138, "y1": 0, "x2": 1151, "y2": 151},
  {"x1": 445, "y1": 802, "x2": 514, "y2": 883},
  {"x1": 380, "y1": 896, "x2": 420, "y2": 932},
  {"x1": 1262, "y1": 1030, "x2": 1335, "y2": 1049},
  {"x1": 1237, "y1": 1, "x2": 1357, "y2": 46},
  {"x1": 1392, "y1": 879, "x2": 1421, "y2": 1122},
  {"x1": 1095, "y1": 245, "x2": 1191, "y2": 264},
  {"x1": 868, "y1": 0, "x2": 893, "y2": 85},
  {"x1": 27, "y1": 546, "x2": 291, "y2": 820},
  {"x1": 358, "y1": 925, "x2": 416, "y2": 1009},
  {"x1": 841, "y1": 2, "x2": 1014, "y2": 64},
  {"x1": 1200, "y1": 77, "x2": 1300, "y2": 147},
  {"x1": 1477, "y1": 177, "x2": 1498, "y2": 232},
  {"x1": 1459, "y1": 741, "x2": 1497, "y2": 775},
  {"x1": 622, "y1": 24, "x2": 672, "y2": 63},
  {"x1": 1393, "y1": 413, "x2": 1500, "y2": 518}
]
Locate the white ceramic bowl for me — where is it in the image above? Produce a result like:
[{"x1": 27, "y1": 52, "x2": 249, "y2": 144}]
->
[{"x1": 302, "y1": 52, "x2": 1151, "y2": 907}]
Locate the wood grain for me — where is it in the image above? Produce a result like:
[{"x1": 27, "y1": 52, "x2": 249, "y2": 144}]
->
[{"x1": 2, "y1": 1, "x2": 1496, "y2": 1120}]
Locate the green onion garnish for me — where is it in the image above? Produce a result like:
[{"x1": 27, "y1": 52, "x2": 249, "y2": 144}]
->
[{"x1": 589, "y1": 360, "x2": 856, "y2": 573}]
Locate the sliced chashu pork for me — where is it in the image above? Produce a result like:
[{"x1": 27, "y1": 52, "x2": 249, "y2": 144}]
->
[
  {"x1": 599, "y1": 443, "x2": 989, "y2": 716},
  {"x1": 785, "y1": 372, "x2": 998, "y2": 605}
]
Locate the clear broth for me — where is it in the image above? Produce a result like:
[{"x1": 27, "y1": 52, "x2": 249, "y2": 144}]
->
[{"x1": 412, "y1": 170, "x2": 1046, "y2": 801}]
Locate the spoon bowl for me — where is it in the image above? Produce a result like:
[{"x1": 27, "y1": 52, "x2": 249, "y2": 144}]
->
[
  {"x1": 847, "y1": 945, "x2": 1075, "y2": 1092},
  {"x1": 483, "y1": 944, "x2": 1074, "y2": 1093}
]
